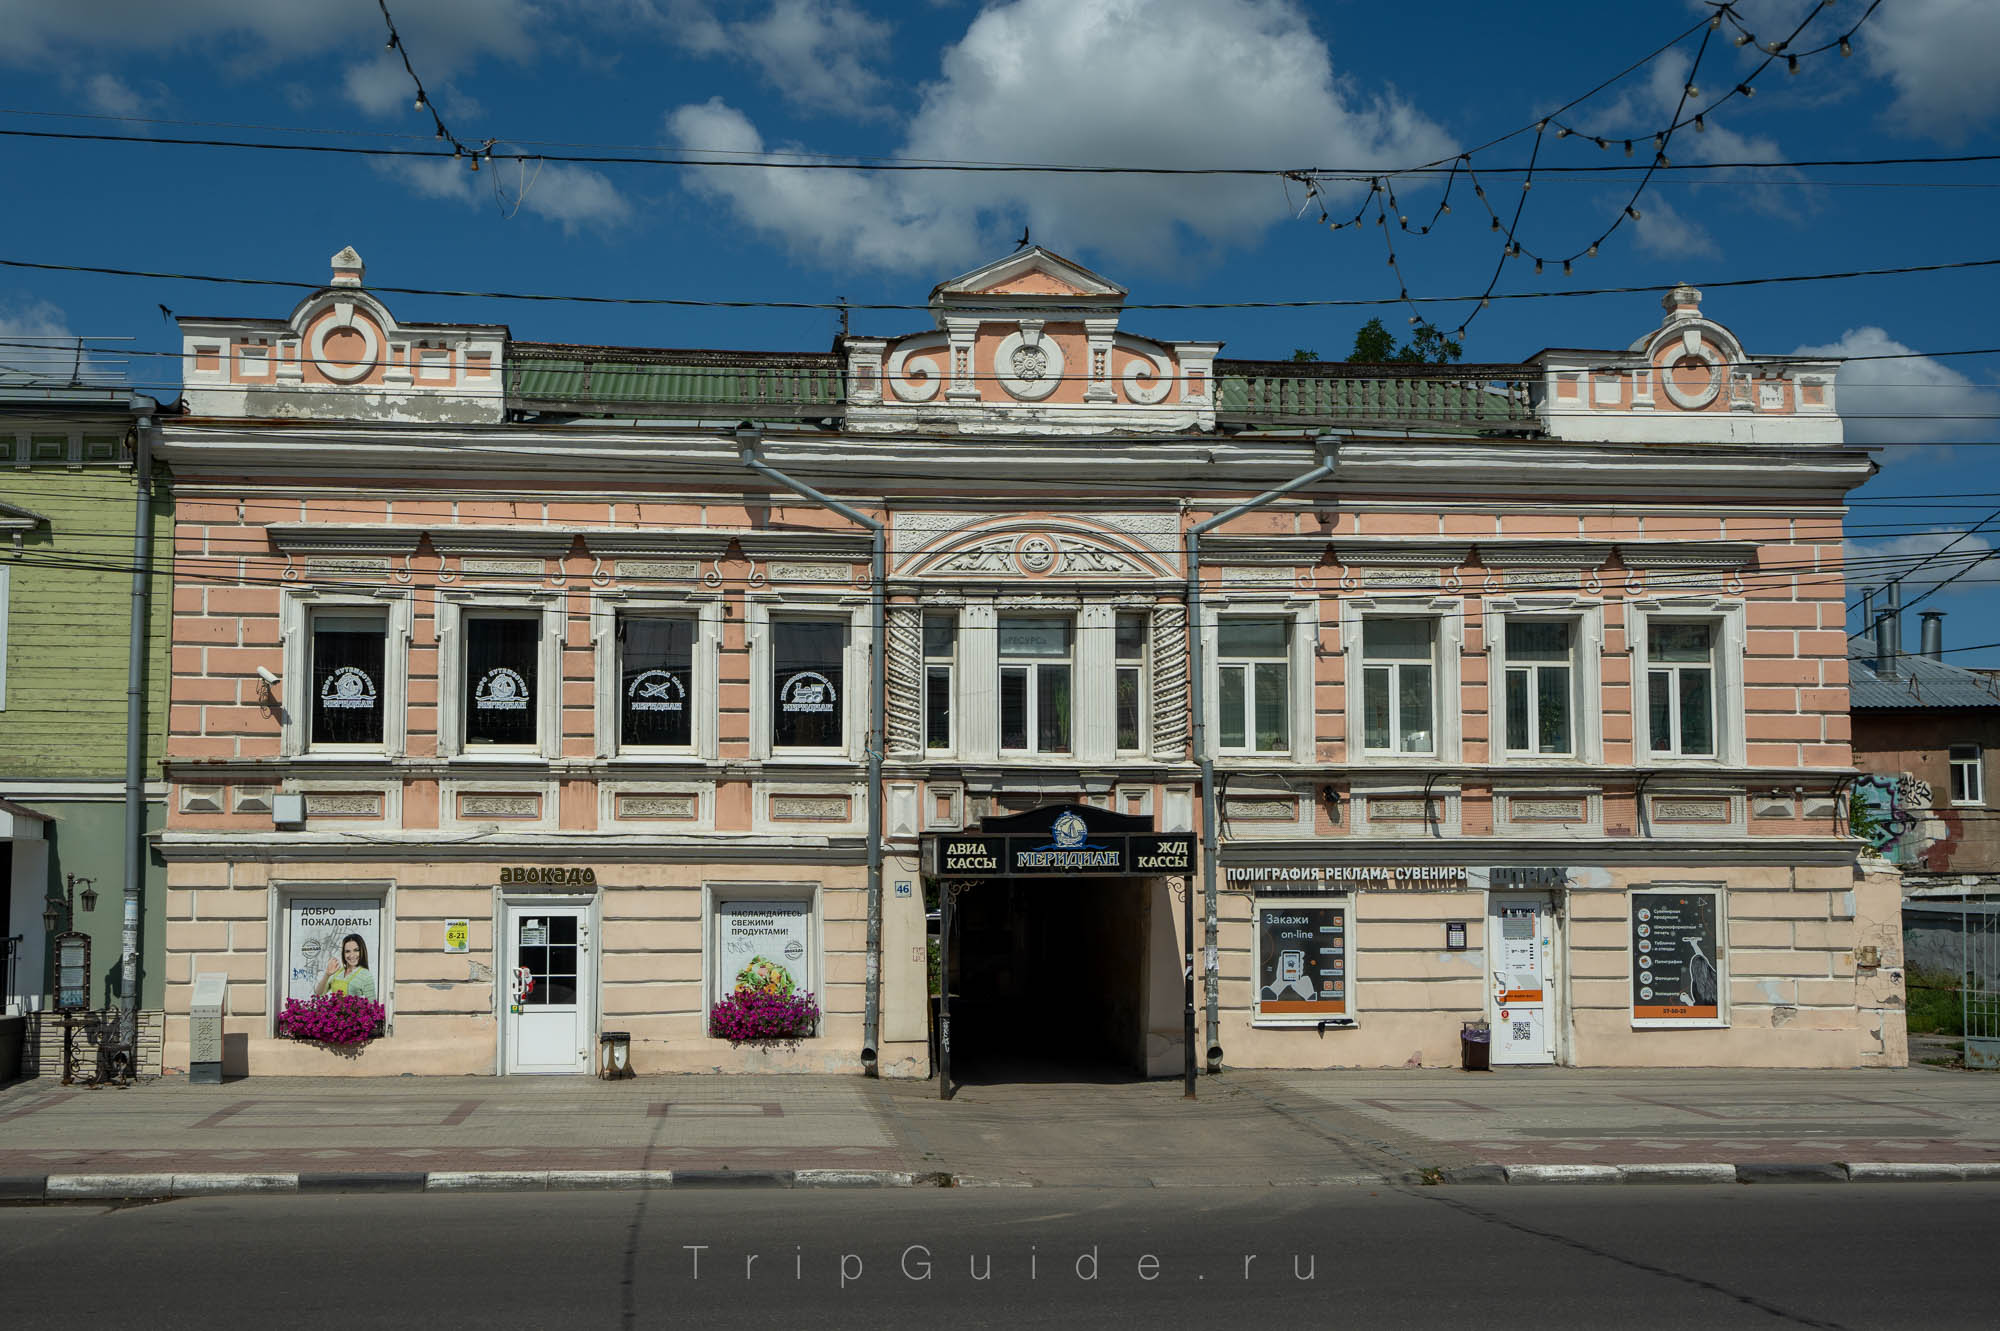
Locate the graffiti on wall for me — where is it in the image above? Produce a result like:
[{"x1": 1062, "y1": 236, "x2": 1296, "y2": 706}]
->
[{"x1": 1853, "y1": 773, "x2": 1948, "y2": 865}]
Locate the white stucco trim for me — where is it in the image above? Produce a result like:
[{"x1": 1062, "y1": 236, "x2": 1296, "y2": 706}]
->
[
  {"x1": 1198, "y1": 592, "x2": 1317, "y2": 762},
  {"x1": 278, "y1": 586, "x2": 413, "y2": 758},
  {"x1": 1337, "y1": 596, "x2": 1466, "y2": 765},
  {"x1": 745, "y1": 594, "x2": 871, "y2": 763},
  {"x1": 435, "y1": 590, "x2": 566, "y2": 761},
  {"x1": 1482, "y1": 595, "x2": 1606, "y2": 766},
  {"x1": 588, "y1": 589, "x2": 722, "y2": 762}
]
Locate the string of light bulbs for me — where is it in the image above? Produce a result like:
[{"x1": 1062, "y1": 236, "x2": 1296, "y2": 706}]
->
[
  {"x1": 374, "y1": 0, "x2": 493, "y2": 173},
  {"x1": 1305, "y1": 0, "x2": 1885, "y2": 342}
]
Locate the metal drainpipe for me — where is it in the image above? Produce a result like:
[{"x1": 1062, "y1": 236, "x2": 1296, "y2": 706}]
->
[
  {"x1": 1187, "y1": 434, "x2": 1340, "y2": 1081},
  {"x1": 121, "y1": 398, "x2": 159, "y2": 1050},
  {"x1": 737, "y1": 425, "x2": 887, "y2": 1075}
]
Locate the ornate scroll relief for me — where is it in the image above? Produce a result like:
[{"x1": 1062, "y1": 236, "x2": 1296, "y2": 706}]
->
[
  {"x1": 888, "y1": 334, "x2": 948, "y2": 403},
  {"x1": 1150, "y1": 603, "x2": 1190, "y2": 758},
  {"x1": 1120, "y1": 339, "x2": 1174, "y2": 405},
  {"x1": 771, "y1": 795, "x2": 850, "y2": 821},
  {"x1": 616, "y1": 794, "x2": 696, "y2": 820},
  {"x1": 460, "y1": 793, "x2": 541, "y2": 819},
  {"x1": 993, "y1": 325, "x2": 1065, "y2": 401},
  {"x1": 885, "y1": 605, "x2": 924, "y2": 757}
]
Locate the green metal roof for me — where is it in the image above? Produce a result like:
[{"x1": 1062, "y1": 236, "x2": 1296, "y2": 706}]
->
[
  {"x1": 505, "y1": 341, "x2": 1538, "y2": 434},
  {"x1": 1215, "y1": 360, "x2": 1537, "y2": 433},
  {"x1": 508, "y1": 342, "x2": 845, "y2": 419}
]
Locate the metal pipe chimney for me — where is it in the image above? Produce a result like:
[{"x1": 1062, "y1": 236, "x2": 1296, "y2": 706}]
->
[
  {"x1": 1874, "y1": 610, "x2": 1896, "y2": 679},
  {"x1": 1921, "y1": 610, "x2": 1945, "y2": 662}
]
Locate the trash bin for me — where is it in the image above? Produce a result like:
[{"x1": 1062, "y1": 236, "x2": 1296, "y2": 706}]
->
[
  {"x1": 1460, "y1": 1020, "x2": 1491, "y2": 1072},
  {"x1": 598, "y1": 1030, "x2": 633, "y2": 1079}
]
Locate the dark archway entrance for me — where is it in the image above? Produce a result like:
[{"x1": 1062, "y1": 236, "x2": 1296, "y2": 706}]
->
[{"x1": 923, "y1": 803, "x2": 1193, "y2": 1099}]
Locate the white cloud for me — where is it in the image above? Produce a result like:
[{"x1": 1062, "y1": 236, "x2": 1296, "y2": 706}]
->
[
  {"x1": 613, "y1": 0, "x2": 891, "y2": 116},
  {"x1": 0, "y1": 0, "x2": 538, "y2": 117},
  {"x1": 372, "y1": 157, "x2": 633, "y2": 234},
  {"x1": 1628, "y1": 194, "x2": 1717, "y2": 259},
  {"x1": 667, "y1": 0, "x2": 1454, "y2": 271},
  {"x1": 0, "y1": 298, "x2": 108, "y2": 382},
  {"x1": 1793, "y1": 327, "x2": 2000, "y2": 449},
  {"x1": 1862, "y1": 0, "x2": 2000, "y2": 138},
  {"x1": 81, "y1": 72, "x2": 151, "y2": 119},
  {"x1": 734, "y1": 1, "x2": 892, "y2": 118},
  {"x1": 1844, "y1": 528, "x2": 1996, "y2": 607}
]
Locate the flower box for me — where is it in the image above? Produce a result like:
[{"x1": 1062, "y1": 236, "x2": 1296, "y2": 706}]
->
[
  {"x1": 708, "y1": 989, "x2": 820, "y2": 1043},
  {"x1": 277, "y1": 993, "x2": 386, "y2": 1047}
]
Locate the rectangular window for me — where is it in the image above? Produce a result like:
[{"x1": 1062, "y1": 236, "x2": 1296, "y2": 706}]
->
[
  {"x1": 1951, "y1": 744, "x2": 1985, "y2": 805},
  {"x1": 1217, "y1": 617, "x2": 1290, "y2": 753},
  {"x1": 618, "y1": 614, "x2": 694, "y2": 748},
  {"x1": 1647, "y1": 622, "x2": 1716, "y2": 758},
  {"x1": 1503, "y1": 620, "x2": 1574, "y2": 756},
  {"x1": 710, "y1": 893, "x2": 819, "y2": 1033},
  {"x1": 924, "y1": 615, "x2": 955, "y2": 751},
  {"x1": 281, "y1": 896, "x2": 387, "y2": 1025},
  {"x1": 773, "y1": 618, "x2": 846, "y2": 750},
  {"x1": 1115, "y1": 611, "x2": 1149, "y2": 752},
  {"x1": 1361, "y1": 618, "x2": 1435, "y2": 755},
  {"x1": 998, "y1": 616, "x2": 1072, "y2": 754},
  {"x1": 464, "y1": 615, "x2": 540, "y2": 747},
  {"x1": 309, "y1": 612, "x2": 388, "y2": 747}
]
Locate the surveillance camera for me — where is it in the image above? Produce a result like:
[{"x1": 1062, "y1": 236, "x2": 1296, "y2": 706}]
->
[{"x1": 256, "y1": 666, "x2": 280, "y2": 686}]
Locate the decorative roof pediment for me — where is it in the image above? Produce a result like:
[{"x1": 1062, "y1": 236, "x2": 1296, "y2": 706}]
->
[{"x1": 930, "y1": 247, "x2": 1126, "y2": 309}]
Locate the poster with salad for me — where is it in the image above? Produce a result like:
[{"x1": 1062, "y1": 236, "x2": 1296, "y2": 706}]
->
[{"x1": 714, "y1": 899, "x2": 813, "y2": 1004}]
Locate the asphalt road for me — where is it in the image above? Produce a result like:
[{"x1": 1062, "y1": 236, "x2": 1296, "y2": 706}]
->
[{"x1": 3, "y1": 1184, "x2": 1994, "y2": 1329}]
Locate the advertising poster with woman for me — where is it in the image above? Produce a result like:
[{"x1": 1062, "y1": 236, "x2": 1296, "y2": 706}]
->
[{"x1": 286, "y1": 899, "x2": 383, "y2": 1004}]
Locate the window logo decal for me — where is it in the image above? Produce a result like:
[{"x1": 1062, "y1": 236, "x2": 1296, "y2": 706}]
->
[
  {"x1": 780, "y1": 671, "x2": 836, "y2": 714},
  {"x1": 320, "y1": 666, "x2": 378, "y2": 710},
  {"x1": 475, "y1": 667, "x2": 530, "y2": 711},
  {"x1": 627, "y1": 669, "x2": 685, "y2": 712}
]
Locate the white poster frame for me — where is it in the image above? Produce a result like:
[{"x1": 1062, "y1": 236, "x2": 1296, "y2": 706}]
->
[
  {"x1": 1251, "y1": 894, "x2": 1358, "y2": 1028},
  {"x1": 268, "y1": 881, "x2": 396, "y2": 1035},
  {"x1": 1629, "y1": 884, "x2": 1729, "y2": 1029}
]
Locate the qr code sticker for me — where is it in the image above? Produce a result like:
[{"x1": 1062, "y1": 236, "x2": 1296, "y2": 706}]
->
[{"x1": 1511, "y1": 1021, "x2": 1533, "y2": 1042}]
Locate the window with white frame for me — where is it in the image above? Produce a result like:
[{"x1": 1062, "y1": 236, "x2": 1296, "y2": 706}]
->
[
  {"x1": 1362, "y1": 618, "x2": 1436, "y2": 755},
  {"x1": 463, "y1": 614, "x2": 542, "y2": 748},
  {"x1": 1115, "y1": 611, "x2": 1149, "y2": 752},
  {"x1": 1503, "y1": 620, "x2": 1575, "y2": 757},
  {"x1": 998, "y1": 615, "x2": 1072, "y2": 754},
  {"x1": 924, "y1": 614, "x2": 955, "y2": 752},
  {"x1": 1951, "y1": 743, "x2": 1985, "y2": 805},
  {"x1": 1646, "y1": 622, "x2": 1716, "y2": 758},
  {"x1": 772, "y1": 617, "x2": 846, "y2": 750},
  {"x1": 617, "y1": 613, "x2": 694, "y2": 749},
  {"x1": 309, "y1": 609, "x2": 388, "y2": 748},
  {"x1": 1217, "y1": 617, "x2": 1289, "y2": 753}
]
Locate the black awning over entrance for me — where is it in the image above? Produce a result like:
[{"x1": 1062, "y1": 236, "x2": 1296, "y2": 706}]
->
[{"x1": 925, "y1": 803, "x2": 1197, "y2": 1101}]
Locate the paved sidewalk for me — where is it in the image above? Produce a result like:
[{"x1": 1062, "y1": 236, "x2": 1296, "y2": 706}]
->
[{"x1": 2, "y1": 1065, "x2": 1996, "y2": 1189}]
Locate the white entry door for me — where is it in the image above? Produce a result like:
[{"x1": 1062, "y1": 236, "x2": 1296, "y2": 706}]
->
[
  {"x1": 502, "y1": 903, "x2": 593, "y2": 1074},
  {"x1": 1489, "y1": 895, "x2": 1557, "y2": 1065}
]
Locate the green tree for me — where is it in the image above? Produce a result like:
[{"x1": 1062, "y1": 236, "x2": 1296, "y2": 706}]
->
[
  {"x1": 1343, "y1": 317, "x2": 1463, "y2": 365},
  {"x1": 1289, "y1": 348, "x2": 1321, "y2": 363}
]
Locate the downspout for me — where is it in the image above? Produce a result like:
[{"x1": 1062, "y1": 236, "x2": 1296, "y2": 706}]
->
[
  {"x1": 1187, "y1": 433, "x2": 1340, "y2": 1082},
  {"x1": 121, "y1": 397, "x2": 159, "y2": 1051},
  {"x1": 737, "y1": 424, "x2": 887, "y2": 1075}
]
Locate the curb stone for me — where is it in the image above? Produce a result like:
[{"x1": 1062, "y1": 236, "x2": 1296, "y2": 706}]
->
[
  {"x1": 0, "y1": 1175, "x2": 49, "y2": 1201},
  {"x1": 425, "y1": 1171, "x2": 552, "y2": 1192},
  {"x1": 1437, "y1": 1164, "x2": 1510, "y2": 1185},
  {"x1": 1505, "y1": 1164, "x2": 1622, "y2": 1185},
  {"x1": 46, "y1": 1174, "x2": 177, "y2": 1200},
  {"x1": 1613, "y1": 1164, "x2": 1737, "y2": 1185},
  {"x1": 170, "y1": 1173, "x2": 297, "y2": 1196},
  {"x1": 1735, "y1": 1163, "x2": 1849, "y2": 1184},
  {"x1": 547, "y1": 1171, "x2": 676, "y2": 1191},
  {"x1": 671, "y1": 1169, "x2": 793, "y2": 1188},
  {"x1": 297, "y1": 1172, "x2": 427, "y2": 1193}
]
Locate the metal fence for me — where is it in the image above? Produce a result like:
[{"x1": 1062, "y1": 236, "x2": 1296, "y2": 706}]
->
[{"x1": 1904, "y1": 898, "x2": 2000, "y2": 1069}]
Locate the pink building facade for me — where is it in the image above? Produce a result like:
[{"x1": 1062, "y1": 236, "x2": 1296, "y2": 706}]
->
[{"x1": 156, "y1": 246, "x2": 1903, "y2": 1080}]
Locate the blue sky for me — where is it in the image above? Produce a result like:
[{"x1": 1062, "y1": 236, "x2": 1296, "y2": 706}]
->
[{"x1": 2, "y1": 0, "x2": 1997, "y2": 658}]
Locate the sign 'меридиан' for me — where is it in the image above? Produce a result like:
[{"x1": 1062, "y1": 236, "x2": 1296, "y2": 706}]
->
[{"x1": 923, "y1": 832, "x2": 1194, "y2": 878}]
